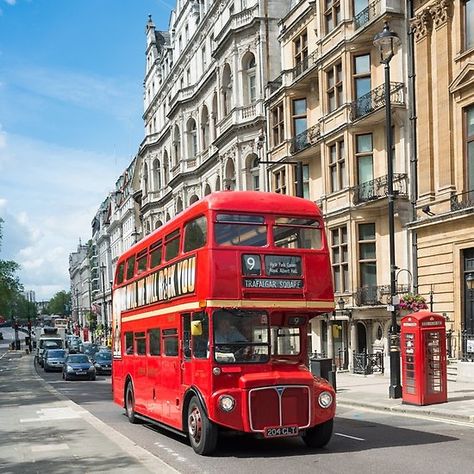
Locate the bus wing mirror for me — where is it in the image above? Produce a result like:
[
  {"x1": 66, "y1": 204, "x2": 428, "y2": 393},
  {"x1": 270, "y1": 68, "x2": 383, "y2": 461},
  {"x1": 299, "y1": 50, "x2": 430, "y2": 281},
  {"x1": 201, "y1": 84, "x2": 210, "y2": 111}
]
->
[{"x1": 191, "y1": 321, "x2": 203, "y2": 336}]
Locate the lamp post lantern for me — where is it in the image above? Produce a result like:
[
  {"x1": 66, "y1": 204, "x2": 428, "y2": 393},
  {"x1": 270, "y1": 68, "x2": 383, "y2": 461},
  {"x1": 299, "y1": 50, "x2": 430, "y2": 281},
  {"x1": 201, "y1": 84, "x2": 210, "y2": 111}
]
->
[{"x1": 374, "y1": 22, "x2": 402, "y2": 399}]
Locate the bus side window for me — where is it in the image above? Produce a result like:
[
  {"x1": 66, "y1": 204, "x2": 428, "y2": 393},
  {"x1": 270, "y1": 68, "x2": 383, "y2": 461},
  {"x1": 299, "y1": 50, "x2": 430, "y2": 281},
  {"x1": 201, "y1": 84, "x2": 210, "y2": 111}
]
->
[
  {"x1": 135, "y1": 332, "x2": 146, "y2": 355},
  {"x1": 163, "y1": 329, "x2": 178, "y2": 356},
  {"x1": 148, "y1": 328, "x2": 161, "y2": 355},
  {"x1": 124, "y1": 331, "x2": 133, "y2": 355},
  {"x1": 184, "y1": 216, "x2": 207, "y2": 252},
  {"x1": 150, "y1": 240, "x2": 162, "y2": 268},
  {"x1": 192, "y1": 312, "x2": 209, "y2": 359},
  {"x1": 116, "y1": 262, "x2": 125, "y2": 285},
  {"x1": 165, "y1": 230, "x2": 180, "y2": 261},
  {"x1": 126, "y1": 256, "x2": 135, "y2": 280},
  {"x1": 182, "y1": 314, "x2": 191, "y2": 359}
]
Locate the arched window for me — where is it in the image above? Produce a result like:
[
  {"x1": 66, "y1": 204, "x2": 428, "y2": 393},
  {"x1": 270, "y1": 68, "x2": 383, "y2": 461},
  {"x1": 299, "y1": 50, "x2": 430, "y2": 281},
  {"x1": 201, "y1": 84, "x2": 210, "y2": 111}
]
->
[
  {"x1": 221, "y1": 63, "x2": 232, "y2": 116},
  {"x1": 246, "y1": 153, "x2": 260, "y2": 191},
  {"x1": 215, "y1": 175, "x2": 221, "y2": 191},
  {"x1": 153, "y1": 159, "x2": 161, "y2": 190},
  {"x1": 189, "y1": 194, "x2": 199, "y2": 205},
  {"x1": 187, "y1": 118, "x2": 198, "y2": 158},
  {"x1": 163, "y1": 150, "x2": 169, "y2": 186},
  {"x1": 242, "y1": 52, "x2": 256, "y2": 104},
  {"x1": 201, "y1": 105, "x2": 209, "y2": 150},
  {"x1": 176, "y1": 196, "x2": 184, "y2": 214},
  {"x1": 173, "y1": 125, "x2": 181, "y2": 167},
  {"x1": 211, "y1": 92, "x2": 218, "y2": 138},
  {"x1": 204, "y1": 183, "x2": 212, "y2": 195},
  {"x1": 224, "y1": 159, "x2": 236, "y2": 190},
  {"x1": 143, "y1": 162, "x2": 149, "y2": 196}
]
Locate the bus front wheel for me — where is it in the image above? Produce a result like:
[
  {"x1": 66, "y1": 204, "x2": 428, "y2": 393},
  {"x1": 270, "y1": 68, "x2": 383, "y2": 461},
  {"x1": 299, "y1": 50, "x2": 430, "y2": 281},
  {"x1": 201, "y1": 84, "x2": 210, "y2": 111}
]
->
[
  {"x1": 302, "y1": 418, "x2": 333, "y2": 449},
  {"x1": 125, "y1": 383, "x2": 140, "y2": 424},
  {"x1": 187, "y1": 396, "x2": 218, "y2": 455}
]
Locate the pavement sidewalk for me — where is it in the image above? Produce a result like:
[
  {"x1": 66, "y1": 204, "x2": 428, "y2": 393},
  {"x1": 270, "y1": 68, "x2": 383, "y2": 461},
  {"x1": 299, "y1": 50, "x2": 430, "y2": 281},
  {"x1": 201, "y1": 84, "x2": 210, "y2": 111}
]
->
[
  {"x1": 336, "y1": 370, "x2": 474, "y2": 423},
  {"x1": 0, "y1": 350, "x2": 177, "y2": 474}
]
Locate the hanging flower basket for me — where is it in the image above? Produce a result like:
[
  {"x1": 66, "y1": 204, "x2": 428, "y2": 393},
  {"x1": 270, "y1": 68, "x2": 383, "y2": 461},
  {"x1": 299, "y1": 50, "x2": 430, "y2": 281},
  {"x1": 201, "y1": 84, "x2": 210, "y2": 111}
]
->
[{"x1": 398, "y1": 293, "x2": 428, "y2": 312}]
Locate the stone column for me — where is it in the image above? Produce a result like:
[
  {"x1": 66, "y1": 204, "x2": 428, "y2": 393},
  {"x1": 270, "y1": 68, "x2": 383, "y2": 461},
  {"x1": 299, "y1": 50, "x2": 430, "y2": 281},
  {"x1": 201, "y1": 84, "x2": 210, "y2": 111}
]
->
[{"x1": 349, "y1": 320, "x2": 357, "y2": 371}]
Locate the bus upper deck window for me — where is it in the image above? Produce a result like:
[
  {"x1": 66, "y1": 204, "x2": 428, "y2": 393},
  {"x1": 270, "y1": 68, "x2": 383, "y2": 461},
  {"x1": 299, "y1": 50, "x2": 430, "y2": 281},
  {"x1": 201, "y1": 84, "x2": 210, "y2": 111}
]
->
[
  {"x1": 184, "y1": 216, "x2": 207, "y2": 252},
  {"x1": 150, "y1": 240, "x2": 162, "y2": 268},
  {"x1": 215, "y1": 213, "x2": 267, "y2": 247},
  {"x1": 137, "y1": 250, "x2": 148, "y2": 275},
  {"x1": 165, "y1": 230, "x2": 180, "y2": 261},
  {"x1": 273, "y1": 217, "x2": 322, "y2": 249},
  {"x1": 126, "y1": 256, "x2": 136, "y2": 280},
  {"x1": 116, "y1": 262, "x2": 125, "y2": 285}
]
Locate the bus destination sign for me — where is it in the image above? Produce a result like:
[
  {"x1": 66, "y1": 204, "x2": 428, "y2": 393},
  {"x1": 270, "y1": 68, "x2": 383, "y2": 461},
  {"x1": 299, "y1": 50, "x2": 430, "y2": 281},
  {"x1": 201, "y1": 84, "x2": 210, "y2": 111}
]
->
[
  {"x1": 243, "y1": 278, "x2": 303, "y2": 289},
  {"x1": 265, "y1": 255, "x2": 302, "y2": 276}
]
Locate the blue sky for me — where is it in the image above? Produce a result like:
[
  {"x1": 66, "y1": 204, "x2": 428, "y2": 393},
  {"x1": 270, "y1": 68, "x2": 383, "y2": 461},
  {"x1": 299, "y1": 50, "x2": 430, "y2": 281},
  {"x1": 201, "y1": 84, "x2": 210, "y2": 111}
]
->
[{"x1": 0, "y1": 0, "x2": 171, "y2": 300}]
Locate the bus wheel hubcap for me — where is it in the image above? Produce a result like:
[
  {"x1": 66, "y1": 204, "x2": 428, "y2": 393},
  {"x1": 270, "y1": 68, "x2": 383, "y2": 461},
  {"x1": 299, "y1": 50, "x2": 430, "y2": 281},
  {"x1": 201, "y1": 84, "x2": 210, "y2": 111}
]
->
[{"x1": 189, "y1": 407, "x2": 202, "y2": 442}]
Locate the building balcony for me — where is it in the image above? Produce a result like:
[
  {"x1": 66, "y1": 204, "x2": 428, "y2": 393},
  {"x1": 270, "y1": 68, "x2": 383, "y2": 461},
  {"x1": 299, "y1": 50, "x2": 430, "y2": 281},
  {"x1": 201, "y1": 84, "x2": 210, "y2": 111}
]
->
[
  {"x1": 451, "y1": 190, "x2": 474, "y2": 211},
  {"x1": 292, "y1": 50, "x2": 318, "y2": 81},
  {"x1": 354, "y1": 283, "x2": 411, "y2": 306},
  {"x1": 350, "y1": 82, "x2": 405, "y2": 122},
  {"x1": 215, "y1": 4, "x2": 259, "y2": 46},
  {"x1": 354, "y1": 0, "x2": 381, "y2": 30},
  {"x1": 289, "y1": 124, "x2": 321, "y2": 154},
  {"x1": 352, "y1": 173, "x2": 408, "y2": 205}
]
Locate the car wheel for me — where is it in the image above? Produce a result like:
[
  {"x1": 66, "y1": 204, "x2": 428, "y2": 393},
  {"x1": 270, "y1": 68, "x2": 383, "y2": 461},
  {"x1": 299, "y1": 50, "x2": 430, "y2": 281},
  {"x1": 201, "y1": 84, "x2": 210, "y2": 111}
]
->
[
  {"x1": 89, "y1": 374, "x2": 96, "y2": 381},
  {"x1": 125, "y1": 383, "x2": 140, "y2": 424},
  {"x1": 187, "y1": 396, "x2": 218, "y2": 456},
  {"x1": 302, "y1": 419, "x2": 334, "y2": 449}
]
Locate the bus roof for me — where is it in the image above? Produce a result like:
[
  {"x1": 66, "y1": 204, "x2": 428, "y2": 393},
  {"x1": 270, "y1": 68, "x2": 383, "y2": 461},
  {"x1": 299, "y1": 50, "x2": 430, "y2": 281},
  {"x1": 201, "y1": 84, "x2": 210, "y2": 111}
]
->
[{"x1": 120, "y1": 191, "x2": 323, "y2": 261}]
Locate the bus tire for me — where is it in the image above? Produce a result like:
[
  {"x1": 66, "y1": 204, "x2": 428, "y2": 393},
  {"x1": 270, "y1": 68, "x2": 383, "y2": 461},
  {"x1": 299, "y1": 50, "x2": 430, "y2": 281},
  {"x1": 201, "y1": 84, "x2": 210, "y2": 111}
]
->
[
  {"x1": 302, "y1": 418, "x2": 333, "y2": 449},
  {"x1": 125, "y1": 382, "x2": 140, "y2": 424},
  {"x1": 187, "y1": 396, "x2": 218, "y2": 456}
]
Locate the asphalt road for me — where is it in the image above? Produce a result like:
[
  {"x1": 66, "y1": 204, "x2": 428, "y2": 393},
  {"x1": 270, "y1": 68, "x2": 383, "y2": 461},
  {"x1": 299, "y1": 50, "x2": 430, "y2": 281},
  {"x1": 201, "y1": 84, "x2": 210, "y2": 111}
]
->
[{"x1": 35, "y1": 363, "x2": 474, "y2": 473}]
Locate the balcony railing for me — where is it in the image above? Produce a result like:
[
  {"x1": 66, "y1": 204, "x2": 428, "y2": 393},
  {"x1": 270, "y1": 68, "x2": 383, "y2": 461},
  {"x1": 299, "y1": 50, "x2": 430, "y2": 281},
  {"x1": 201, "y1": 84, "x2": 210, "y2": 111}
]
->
[
  {"x1": 290, "y1": 123, "x2": 321, "y2": 154},
  {"x1": 268, "y1": 74, "x2": 283, "y2": 94},
  {"x1": 354, "y1": 284, "x2": 411, "y2": 306},
  {"x1": 451, "y1": 190, "x2": 474, "y2": 211},
  {"x1": 350, "y1": 82, "x2": 405, "y2": 120},
  {"x1": 354, "y1": 0, "x2": 381, "y2": 30},
  {"x1": 292, "y1": 50, "x2": 318, "y2": 80},
  {"x1": 353, "y1": 173, "x2": 408, "y2": 204}
]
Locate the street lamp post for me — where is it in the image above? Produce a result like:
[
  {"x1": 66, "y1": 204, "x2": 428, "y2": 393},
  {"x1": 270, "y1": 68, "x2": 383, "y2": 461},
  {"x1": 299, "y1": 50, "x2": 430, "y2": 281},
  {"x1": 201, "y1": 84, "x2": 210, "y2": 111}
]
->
[
  {"x1": 374, "y1": 22, "x2": 402, "y2": 399},
  {"x1": 100, "y1": 264, "x2": 108, "y2": 345}
]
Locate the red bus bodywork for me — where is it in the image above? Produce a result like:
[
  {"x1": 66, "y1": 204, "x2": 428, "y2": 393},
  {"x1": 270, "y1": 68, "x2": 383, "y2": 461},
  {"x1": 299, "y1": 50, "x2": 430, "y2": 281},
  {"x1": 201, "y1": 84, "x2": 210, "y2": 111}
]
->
[{"x1": 112, "y1": 191, "x2": 335, "y2": 454}]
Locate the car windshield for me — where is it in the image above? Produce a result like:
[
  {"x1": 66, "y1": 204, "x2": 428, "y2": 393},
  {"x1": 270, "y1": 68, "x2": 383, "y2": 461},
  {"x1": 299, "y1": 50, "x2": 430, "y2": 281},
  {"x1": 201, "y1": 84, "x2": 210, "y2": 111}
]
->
[
  {"x1": 94, "y1": 352, "x2": 112, "y2": 361},
  {"x1": 213, "y1": 309, "x2": 269, "y2": 364},
  {"x1": 68, "y1": 355, "x2": 90, "y2": 364},
  {"x1": 43, "y1": 340, "x2": 62, "y2": 349},
  {"x1": 47, "y1": 350, "x2": 66, "y2": 358}
]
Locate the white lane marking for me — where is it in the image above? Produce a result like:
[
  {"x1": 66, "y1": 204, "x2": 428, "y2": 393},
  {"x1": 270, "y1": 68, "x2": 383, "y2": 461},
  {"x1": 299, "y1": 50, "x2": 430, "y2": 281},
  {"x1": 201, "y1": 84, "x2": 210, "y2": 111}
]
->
[
  {"x1": 20, "y1": 407, "x2": 82, "y2": 423},
  {"x1": 335, "y1": 432, "x2": 365, "y2": 441},
  {"x1": 31, "y1": 443, "x2": 70, "y2": 452}
]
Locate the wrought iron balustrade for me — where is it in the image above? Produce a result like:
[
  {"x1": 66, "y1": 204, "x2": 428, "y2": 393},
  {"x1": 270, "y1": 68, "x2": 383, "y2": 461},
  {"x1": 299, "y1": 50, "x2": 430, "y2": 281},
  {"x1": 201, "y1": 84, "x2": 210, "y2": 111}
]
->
[
  {"x1": 353, "y1": 351, "x2": 384, "y2": 375},
  {"x1": 461, "y1": 332, "x2": 474, "y2": 362},
  {"x1": 268, "y1": 74, "x2": 283, "y2": 94},
  {"x1": 354, "y1": 284, "x2": 411, "y2": 306},
  {"x1": 353, "y1": 173, "x2": 408, "y2": 204},
  {"x1": 353, "y1": 0, "x2": 381, "y2": 30},
  {"x1": 290, "y1": 123, "x2": 321, "y2": 154},
  {"x1": 351, "y1": 82, "x2": 405, "y2": 120},
  {"x1": 451, "y1": 190, "x2": 474, "y2": 211},
  {"x1": 292, "y1": 50, "x2": 317, "y2": 79}
]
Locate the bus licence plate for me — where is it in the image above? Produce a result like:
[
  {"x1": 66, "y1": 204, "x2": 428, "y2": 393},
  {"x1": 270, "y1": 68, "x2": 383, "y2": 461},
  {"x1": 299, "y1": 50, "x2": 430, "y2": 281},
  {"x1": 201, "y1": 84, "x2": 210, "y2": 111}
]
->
[{"x1": 264, "y1": 426, "x2": 299, "y2": 438}]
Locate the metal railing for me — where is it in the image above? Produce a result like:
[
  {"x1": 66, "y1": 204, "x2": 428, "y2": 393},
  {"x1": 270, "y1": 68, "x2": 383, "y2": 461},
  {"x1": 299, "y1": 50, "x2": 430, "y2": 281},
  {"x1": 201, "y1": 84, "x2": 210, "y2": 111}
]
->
[
  {"x1": 267, "y1": 74, "x2": 283, "y2": 94},
  {"x1": 353, "y1": 0, "x2": 381, "y2": 30},
  {"x1": 354, "y1": 284, "x2": 411, "y2": 306},
  {"x1": 353, "y1": 351, "x2": 384, "y2": 375},
  {"x1": 353, "y1": 173, "x2": 408, "y2": 204},
  {"x1": 289, "y1": 123, "x2": 321, "y2": 154},
  {"x1": 292, "y1": 50, "x2": 318, "y2": 79},
  {"x1": 350, "y1": 82, "x2": 405, "y2": 120},
  {"x1": 451, "y1": 190, "x2": 474, "y2": 211},
  {"x1": 461, "y1": 332, "x2": 474, "y2": 362}
]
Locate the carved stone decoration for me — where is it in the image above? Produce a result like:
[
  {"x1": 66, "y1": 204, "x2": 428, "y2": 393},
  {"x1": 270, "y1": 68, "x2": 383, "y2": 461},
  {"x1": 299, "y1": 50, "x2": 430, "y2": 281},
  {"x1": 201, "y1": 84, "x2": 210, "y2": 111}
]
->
[
  {"x1": 430, "y1": 0, "x2": 452, "y2": 29},
  {"x1": 411, "y1": 9, "x2": 432, "y2": 41}
]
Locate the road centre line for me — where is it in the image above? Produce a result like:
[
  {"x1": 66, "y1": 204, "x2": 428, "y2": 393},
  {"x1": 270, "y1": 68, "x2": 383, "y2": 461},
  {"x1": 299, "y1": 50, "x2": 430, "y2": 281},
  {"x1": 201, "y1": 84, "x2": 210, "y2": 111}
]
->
[{"x1": 334, "y1": 432, "x2": 365, "y2": 441}]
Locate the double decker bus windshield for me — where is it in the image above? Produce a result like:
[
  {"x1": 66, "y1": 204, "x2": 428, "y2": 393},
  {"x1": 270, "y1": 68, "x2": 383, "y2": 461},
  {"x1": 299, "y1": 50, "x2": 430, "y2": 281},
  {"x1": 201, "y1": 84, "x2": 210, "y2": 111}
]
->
[
  {"x1": 213, "y1": 309, "x2": 269, "y2": 364},
  {"x1": 214, "y1": 214, "x2": 267, "y2": 247}
]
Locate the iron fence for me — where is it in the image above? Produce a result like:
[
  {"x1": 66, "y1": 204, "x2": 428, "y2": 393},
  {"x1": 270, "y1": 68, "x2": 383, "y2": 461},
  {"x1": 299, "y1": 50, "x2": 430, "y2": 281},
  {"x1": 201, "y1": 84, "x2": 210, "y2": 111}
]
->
[
  {"x1": 353, "y1": 351, "x2": 384, "y2": 375},
  {"x1": 289, "y1": 123, "x2": 321, "y2": 154},
  {"x1": 450, "y1": 190, "x2": 474, "y2": 211},
  {"x1": 461, "y1": 332, "x2": 474, "y2": 362},
  {"x1": 353, "y1": 173, "x2": 408, "y2": 204},
  {"x1": 353, "y1": 0, "x2": 381, "y2": 30}
]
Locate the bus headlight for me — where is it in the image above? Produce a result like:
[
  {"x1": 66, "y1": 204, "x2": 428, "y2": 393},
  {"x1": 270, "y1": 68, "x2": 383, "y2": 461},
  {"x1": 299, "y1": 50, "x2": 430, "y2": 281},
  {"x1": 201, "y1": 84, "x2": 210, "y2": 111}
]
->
[
  {"x1": 318, "y1": 391, "x2": 333, "y2": 408},
  {"x1": 218, "y1": 395, "x2": 235, "y2": 412}
]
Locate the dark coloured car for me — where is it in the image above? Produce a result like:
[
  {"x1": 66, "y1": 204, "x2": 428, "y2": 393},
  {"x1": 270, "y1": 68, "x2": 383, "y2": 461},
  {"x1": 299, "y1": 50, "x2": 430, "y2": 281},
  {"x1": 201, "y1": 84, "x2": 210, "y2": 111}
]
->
[
  {"x1": 44, "y1": 349, "x2": 67, "y2": 372},
  {"x1": 62, "y1": 354, "x2": 96, "y2": 381},
  {"x1": 80, "y1": 342, "x2": 100, "y2": 358},
  {"x1": 68, "y1": 338, "x2": 82, "y2": 354},
  {"x1": 92, "y1": 351, "x2": 112, "y2": 375}
]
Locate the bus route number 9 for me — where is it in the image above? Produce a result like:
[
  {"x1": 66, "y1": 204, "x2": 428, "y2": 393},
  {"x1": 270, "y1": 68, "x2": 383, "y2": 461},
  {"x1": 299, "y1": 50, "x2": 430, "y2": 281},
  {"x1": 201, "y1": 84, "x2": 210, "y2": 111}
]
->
[{"x1": 242, "y1": 254, "x2": 261, "y2": 276}]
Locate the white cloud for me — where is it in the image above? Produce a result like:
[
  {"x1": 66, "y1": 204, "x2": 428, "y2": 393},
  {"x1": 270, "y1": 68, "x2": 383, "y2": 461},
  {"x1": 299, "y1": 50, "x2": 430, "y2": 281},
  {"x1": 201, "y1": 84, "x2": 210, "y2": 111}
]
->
[
  {"x1": 4, "y1": 0, "x2": 16, "y2": 6},
  {"x1": 0, "y1": 131, "x2": 130, "y2": 300}
]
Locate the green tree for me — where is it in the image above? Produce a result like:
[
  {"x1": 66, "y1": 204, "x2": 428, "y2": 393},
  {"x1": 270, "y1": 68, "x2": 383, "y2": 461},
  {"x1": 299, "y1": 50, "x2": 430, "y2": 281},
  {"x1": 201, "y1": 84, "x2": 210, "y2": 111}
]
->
[
  {"x1": 47, "y1": 290, "x2": 71, "y2": 316},
  {"x1": 0, "y1": 218, "x2": 23, "y2": 318}
]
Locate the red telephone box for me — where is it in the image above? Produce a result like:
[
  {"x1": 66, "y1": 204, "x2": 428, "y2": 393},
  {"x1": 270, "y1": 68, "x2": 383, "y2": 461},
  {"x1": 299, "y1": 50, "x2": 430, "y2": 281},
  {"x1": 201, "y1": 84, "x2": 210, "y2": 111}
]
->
[{"x1": 401, "y1": 311, "x2": 447, "y2": 405}]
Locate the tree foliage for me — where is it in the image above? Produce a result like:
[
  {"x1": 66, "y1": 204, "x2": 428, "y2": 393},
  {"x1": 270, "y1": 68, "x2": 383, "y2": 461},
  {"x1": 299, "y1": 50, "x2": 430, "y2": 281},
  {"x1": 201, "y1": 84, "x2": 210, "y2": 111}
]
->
[
  {"x1": 46, "y1": 290, "x2": 71, "y2": 316},
  {"x1": 0, "y1": 218, "x2": 23, "y2": 317}
]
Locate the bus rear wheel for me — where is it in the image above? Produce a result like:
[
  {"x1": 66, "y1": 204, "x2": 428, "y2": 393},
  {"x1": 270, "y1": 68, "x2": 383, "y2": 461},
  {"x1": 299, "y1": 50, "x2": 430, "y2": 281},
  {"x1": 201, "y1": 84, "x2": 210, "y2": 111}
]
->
[
  {"x1": 125, "y1": 383, "x2": 140, "y2": 424},
  {"x1": 302, "y1": 418, "x2": 333, "y2": 449},
  {"x1": 187, "y1": 396, "x2": 218, "y2": 455}
]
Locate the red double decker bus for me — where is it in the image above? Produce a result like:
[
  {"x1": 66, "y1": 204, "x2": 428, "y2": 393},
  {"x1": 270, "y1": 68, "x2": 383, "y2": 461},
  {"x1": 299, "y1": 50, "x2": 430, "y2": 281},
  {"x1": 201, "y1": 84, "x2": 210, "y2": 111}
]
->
[{"x1": 112, "y1": 191, "x2": 335, "y2": 455}]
